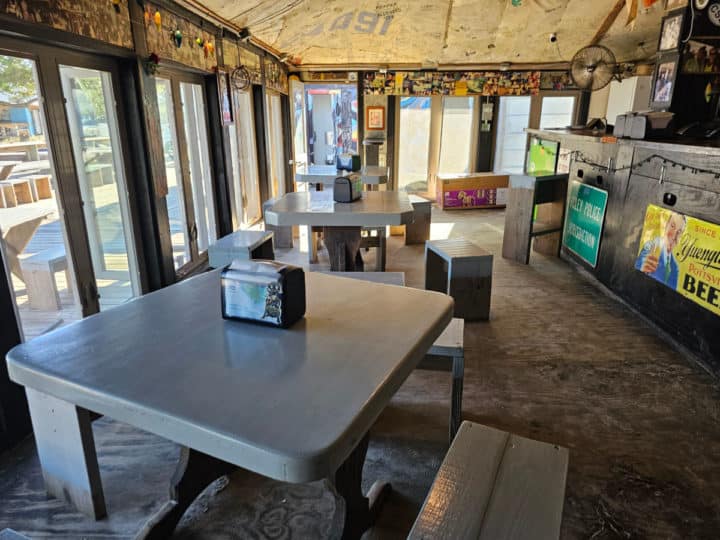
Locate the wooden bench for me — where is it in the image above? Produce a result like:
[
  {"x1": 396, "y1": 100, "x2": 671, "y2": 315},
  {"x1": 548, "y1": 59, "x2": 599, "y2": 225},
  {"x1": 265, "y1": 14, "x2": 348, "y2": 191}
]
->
[
  {"x1": 263, "y1": 198, "x2": 293, "y2": 249},
  {"x1": 360, "y1": 226, "x2": 387, "y2": 271},
  {"x1": 408, "y1": 421, "x2": 569, "y2": 540},
  {"x1": 406, "y1": 195, "x2": 432, "y2": 245},
  {"x1": 0, "y1": 181, "x2": 18, "y2": 208},
  {"x1": 425, "y1": 239, "x2": 493, "y2": 321},
  {"x1": 19, "y1": 246, "x2": 71, "y2": 311},
  {"x1": 1, "y1": 179, "x2": 34, "y2": 205},
  {"x1": 26, "y1": 174, "x2": 53, "y2": 200},
  {"x1": 318, "y1": 271, "x2": 464, "y2": 442},
  {"x1": 207, "y1": 230, "x2": 274, "y2": 268},
  {"x1": 418, "y1": 317, "x2": 464, "y2": 442}
]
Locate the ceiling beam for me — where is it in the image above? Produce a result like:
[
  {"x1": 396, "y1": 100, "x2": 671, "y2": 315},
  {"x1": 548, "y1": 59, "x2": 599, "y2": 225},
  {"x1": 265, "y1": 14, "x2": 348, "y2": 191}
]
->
[{"x1": 589, "y1": 0, "x2": 626, "y2": 46}]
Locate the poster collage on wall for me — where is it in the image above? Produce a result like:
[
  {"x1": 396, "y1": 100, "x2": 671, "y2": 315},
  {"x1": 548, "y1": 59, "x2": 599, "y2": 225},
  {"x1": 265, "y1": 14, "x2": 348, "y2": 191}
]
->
[
  {"x1": 264, "y1": 58, "x2": 289, "y2": 94},
  {"x1": 364, "y1": 70, "x2": 546, "y2": 96}
]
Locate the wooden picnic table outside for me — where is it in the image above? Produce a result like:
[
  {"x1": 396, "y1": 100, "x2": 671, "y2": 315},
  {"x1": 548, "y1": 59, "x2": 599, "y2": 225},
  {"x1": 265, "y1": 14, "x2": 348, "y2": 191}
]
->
[
  {"x1": 6, "y1": 270, "x2": 454, "y2": 540},
  {"x1": 0, "y1": 205, "x2": 54, "y2": 281},
  {"x1": 0, "y1": 140, "x2": 46, "y2": 161},
  {"x1": 0, "y1": 161, "x2": 21, "y2": 181}
]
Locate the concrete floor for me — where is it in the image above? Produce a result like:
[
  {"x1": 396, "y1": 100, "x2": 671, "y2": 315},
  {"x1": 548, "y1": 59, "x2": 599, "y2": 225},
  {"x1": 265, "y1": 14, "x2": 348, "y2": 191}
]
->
[{"x1": 2, "y1": 207, "x2": 720, "y2": 539}]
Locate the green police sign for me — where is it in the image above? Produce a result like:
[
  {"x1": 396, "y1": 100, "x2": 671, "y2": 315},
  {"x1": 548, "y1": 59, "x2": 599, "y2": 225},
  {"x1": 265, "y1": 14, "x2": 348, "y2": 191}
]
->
[{"x1": 562, "y1": 181, "x2": 608, "y2": 267}]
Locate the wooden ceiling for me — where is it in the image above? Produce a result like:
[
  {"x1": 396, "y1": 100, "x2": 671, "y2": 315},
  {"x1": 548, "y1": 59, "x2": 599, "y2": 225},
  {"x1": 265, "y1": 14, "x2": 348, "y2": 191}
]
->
[{"x1": 185, "y1": 0, "x2": 666, "y2": 68}]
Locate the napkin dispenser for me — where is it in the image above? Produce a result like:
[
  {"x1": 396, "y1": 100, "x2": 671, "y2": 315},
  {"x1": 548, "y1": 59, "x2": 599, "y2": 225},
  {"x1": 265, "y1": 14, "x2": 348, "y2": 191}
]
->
[
  {"x1": 221, "y1": 260, "x2": 305, "y2": 328},
  {"x1": 333, "y1": 176, "x2": 363, "y2": 203},
  {"x1": 336, "y1": 153, "x2": 361, "y2": 172}
]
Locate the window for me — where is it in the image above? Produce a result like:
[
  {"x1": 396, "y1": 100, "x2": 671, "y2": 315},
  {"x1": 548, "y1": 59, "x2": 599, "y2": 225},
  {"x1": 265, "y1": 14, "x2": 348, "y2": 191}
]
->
[
  {"x1": 228, "y1": 90, "x2": 262, "y2": 227},
  {"x1": 265, "y1": 92, "x2": 286, "y2": 198},
  {"x1": 397, "y1": 97, "x2": 432, "y2": 192},
  {"x1": 493, "y1": 96, "x2": 532, "y2": 174},
  {"x1": 156, "y1": 78, "x2": 190, "y2": 268},
  {"x1": 439, "y1": 97, "x2": 477, "y2": 175},
  {"x1": 540, "y1": 96, "x2": 577, "y2": 129},
  {"x1": 180, "y1": 81, "x2": 216, "y2": 253}
]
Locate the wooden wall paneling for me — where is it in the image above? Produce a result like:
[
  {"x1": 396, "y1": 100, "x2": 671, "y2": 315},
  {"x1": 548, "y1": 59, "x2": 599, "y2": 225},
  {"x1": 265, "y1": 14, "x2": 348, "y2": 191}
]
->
[
  {"x1": 204, "y1": 67, "x2": 233, "y2": 239},
  {"x1": 280, "y1": 93, "x2": 294, "y2": 194}
]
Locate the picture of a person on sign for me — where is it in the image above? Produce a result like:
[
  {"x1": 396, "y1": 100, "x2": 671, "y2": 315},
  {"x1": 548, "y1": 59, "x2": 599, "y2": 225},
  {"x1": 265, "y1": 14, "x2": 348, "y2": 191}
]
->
[{"x1": 635, "y1": 211, "x2": 687, "y2": 289}]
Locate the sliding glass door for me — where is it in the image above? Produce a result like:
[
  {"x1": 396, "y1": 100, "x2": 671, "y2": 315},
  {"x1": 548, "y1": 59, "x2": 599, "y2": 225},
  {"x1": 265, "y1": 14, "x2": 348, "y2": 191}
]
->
[
  {"x1": 60, "y1": 65, "x2": 140, "y2": 308},
  {"x1": 0, "y1": 53, "x2": 81, "y2": 339},
  {"x1": 493, "y1": 96, "x2": 532, "y2": 174},
  {"x1": 265, "y1": 92, "x2": 286, "y2": 198},
  {"x1": 397, "y1": 97, "x2": 432, "y2": 192},
  {"x1": 154, "y1": 71, "x2": 217, "y2": 274},
  {"x1": 228, "y1": 89, "x2": 262, "y2": 227}
]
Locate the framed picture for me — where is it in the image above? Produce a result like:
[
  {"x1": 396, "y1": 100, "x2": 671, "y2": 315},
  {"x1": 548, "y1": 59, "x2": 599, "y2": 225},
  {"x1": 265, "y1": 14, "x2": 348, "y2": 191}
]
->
[
  {"x1": 681, "y1": 39, "x2": 720, "y2": 73},
  {"x1": 217, "y1": 69, "x2": 233, "y2": 125},
  {"x1": 650, "y1": 52, "x2": 680, "y2": 109},
  {"x1": 366, "y1": 105, "x2": 385, "y2": 130},
  {"x1": 658, "y1": 10, "x2": 685, "y2": 51}
]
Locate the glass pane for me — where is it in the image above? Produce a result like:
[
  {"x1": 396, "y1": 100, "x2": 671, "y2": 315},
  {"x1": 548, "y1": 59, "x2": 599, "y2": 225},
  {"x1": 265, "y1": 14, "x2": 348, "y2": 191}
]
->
[
  {"x1": 227, "y1": 115, "x2": 243, "y2": 229},
  {"x1": 265, "y1": 93, "x2": 286, "y2": 198},
  {"x1": 439, "y1": 97, "x2": 475, "y2": 175},
  {"x1": 180, "y1": 82, "x2": 216, "y2": 252},
  {"x1": 235, "y1": 91, "x2": 261, "y2": 224},
  {"x1": 0, "y1": 55, "x2": 81, "y2": 339},
  {"x1": 493, "y1": 96, "x2": 531, "y2": 174},
  {"x1": 540, "y1": 96, "x2": 576, "y2": 129},
  {"x1": 398, "y1": 96, "x2": 431, "y2": 192},
  {"x1": 156, "y1": 78, "x2": 190, "y2": 269},
  {"x1": 60, "y1": 64, "x2": 140, "y2": 309}
]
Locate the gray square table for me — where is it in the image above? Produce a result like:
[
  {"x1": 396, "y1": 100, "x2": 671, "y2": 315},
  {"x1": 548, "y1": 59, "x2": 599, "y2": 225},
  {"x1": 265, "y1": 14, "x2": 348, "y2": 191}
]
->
[
  {"x1": 6, "y1": 271, "x2": 453, "y2": 540},
  {"x1": 265, "y1": 190, "x2": 414, "y2": 271}
]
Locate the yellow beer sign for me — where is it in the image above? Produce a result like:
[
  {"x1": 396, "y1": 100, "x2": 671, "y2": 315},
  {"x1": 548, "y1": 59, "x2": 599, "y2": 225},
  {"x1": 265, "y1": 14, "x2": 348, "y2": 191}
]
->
[{"x1": 635, "y1": 205, "x2": 720, "y2": 316}]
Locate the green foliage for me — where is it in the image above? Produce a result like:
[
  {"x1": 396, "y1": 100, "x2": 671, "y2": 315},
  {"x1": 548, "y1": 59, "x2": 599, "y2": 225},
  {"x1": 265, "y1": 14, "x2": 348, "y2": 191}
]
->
[{"x1": 0, "y1": 56, "x2": 36, "y2": 104}]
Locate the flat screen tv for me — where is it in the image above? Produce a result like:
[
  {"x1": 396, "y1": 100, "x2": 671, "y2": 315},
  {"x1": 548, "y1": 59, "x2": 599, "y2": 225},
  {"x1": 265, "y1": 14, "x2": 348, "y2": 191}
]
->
[{"x1": 526, "y1": 137, "x2": 560, "y2": 177}]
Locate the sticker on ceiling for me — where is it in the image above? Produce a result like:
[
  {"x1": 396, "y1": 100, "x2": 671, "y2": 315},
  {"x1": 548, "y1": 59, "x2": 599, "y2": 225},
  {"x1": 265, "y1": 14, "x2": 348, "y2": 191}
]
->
[{"x1": 375, "y1": 2, "x2": 401, "y2": 17}]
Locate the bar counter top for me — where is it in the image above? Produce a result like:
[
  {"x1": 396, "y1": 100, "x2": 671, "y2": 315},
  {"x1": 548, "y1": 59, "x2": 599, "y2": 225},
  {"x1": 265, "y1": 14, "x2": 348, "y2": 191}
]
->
[{"x1": 526, "y1": 128, "x2": 720, "y2": 157}]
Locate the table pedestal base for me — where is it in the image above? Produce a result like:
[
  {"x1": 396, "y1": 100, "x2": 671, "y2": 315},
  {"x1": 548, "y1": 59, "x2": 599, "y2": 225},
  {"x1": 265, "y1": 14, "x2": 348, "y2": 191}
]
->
[
  {"x1": 137, "y1": 447, "x2": 237, "y2": 539},
  {"x1": 323, "y1": 226, "x2": 364, "y2": 271},
  {"x1": 334, "y1": 433, "x2": 392, "y2": 540}
]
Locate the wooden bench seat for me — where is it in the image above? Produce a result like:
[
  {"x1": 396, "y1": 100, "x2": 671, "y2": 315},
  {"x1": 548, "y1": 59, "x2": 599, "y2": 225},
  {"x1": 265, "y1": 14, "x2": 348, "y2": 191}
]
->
[
  {"x1": 408, "y1": 421, "x2": 569, "y2": 540},
  {"x1": 207, "y1": 230, "x2": 274, "y2": 268},
  {"x1": 19, "y1": 246, "x2": 71, "y2": 311}
]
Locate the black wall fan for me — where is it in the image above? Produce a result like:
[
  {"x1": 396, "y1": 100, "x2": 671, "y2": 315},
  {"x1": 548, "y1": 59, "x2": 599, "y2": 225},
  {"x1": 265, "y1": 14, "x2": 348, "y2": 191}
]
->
[{"x1": 569, "y1": 45, "x2": 624, "y2": 91}]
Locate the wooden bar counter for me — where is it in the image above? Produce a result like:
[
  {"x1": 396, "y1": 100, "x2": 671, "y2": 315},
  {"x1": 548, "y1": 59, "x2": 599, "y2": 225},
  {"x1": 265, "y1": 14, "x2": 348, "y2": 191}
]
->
[{"x1": 527, "y1": 128, "x2": 720, "y2": 373}]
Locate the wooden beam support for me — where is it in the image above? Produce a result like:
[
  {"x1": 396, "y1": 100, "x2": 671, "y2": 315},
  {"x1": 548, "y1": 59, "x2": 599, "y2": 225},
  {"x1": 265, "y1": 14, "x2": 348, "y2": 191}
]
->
[{"x1": 590, "y1": 0, "x2": 627, "y2": 46}]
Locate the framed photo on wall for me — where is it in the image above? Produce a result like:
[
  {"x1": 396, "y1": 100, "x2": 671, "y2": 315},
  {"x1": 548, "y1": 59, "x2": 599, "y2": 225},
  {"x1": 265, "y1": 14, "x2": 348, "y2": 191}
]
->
[
  {"x1": 366, "y1": 106, "x2": 385, "y2": 130},
  {"x1": 658, "y1": 10, "x2": 685, "y2": 51},
  {"x1": 681, "y1": 39, "x2": 720, "y2": 73},
  {"x1": 217, "y1": 69, "x2": 233, "y2": 125},
  {"x1": 651, "y1": 52, "x2": 680, "y2": 109}
]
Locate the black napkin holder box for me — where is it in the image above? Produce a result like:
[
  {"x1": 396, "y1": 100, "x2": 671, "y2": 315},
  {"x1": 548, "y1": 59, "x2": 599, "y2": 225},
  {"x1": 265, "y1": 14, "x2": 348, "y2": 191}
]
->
[{"x1": 221, "y1": 260, "x2": 305, "y2": 328}]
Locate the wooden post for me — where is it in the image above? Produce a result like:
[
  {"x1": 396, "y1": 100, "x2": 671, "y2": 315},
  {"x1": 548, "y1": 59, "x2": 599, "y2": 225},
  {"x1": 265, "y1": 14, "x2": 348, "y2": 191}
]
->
[{"x1": 25, "y1": 389, "x2": 106, "y2": 519}]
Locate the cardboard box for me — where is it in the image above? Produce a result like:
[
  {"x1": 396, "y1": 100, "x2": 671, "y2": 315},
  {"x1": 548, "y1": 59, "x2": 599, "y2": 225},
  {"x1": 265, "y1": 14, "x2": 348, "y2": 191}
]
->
[{"x1": 436, "y1": 173, "x2": 510, "y2": 210}]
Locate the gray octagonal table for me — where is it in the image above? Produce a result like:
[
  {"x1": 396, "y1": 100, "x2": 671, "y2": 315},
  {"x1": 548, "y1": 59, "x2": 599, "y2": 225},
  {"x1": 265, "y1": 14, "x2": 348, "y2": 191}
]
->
[
  {"x1": 6, "y1": 271, "x2": 453, "y2": 540},
  {"x1": 265, "y1": 190, "x2": 414, "y2": 271}
]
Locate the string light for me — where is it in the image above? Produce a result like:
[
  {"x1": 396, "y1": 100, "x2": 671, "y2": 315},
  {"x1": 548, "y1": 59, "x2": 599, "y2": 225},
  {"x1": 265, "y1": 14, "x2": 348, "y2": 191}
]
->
[{"x1": 570, "y1": 151, "x2": 720, "y2": 178}]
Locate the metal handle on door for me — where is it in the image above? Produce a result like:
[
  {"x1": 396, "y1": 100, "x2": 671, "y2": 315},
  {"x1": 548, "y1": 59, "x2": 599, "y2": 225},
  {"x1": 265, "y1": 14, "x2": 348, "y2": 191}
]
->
[{"x1": 189, "y1": 223, "x2": 198, "y2": 241}]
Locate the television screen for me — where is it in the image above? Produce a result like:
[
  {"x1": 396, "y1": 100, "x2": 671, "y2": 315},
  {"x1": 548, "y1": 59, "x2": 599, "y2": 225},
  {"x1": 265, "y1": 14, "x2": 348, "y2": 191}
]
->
[{"x1": 526, "y1": 137, "x2": 560, "y2": 177}]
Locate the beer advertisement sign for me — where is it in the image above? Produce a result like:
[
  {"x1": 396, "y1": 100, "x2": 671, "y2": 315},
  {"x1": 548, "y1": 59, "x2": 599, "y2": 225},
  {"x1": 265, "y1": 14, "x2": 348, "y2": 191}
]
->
[{"x1": 635, "y1": 205, "x2": 720, "y2": 317}]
